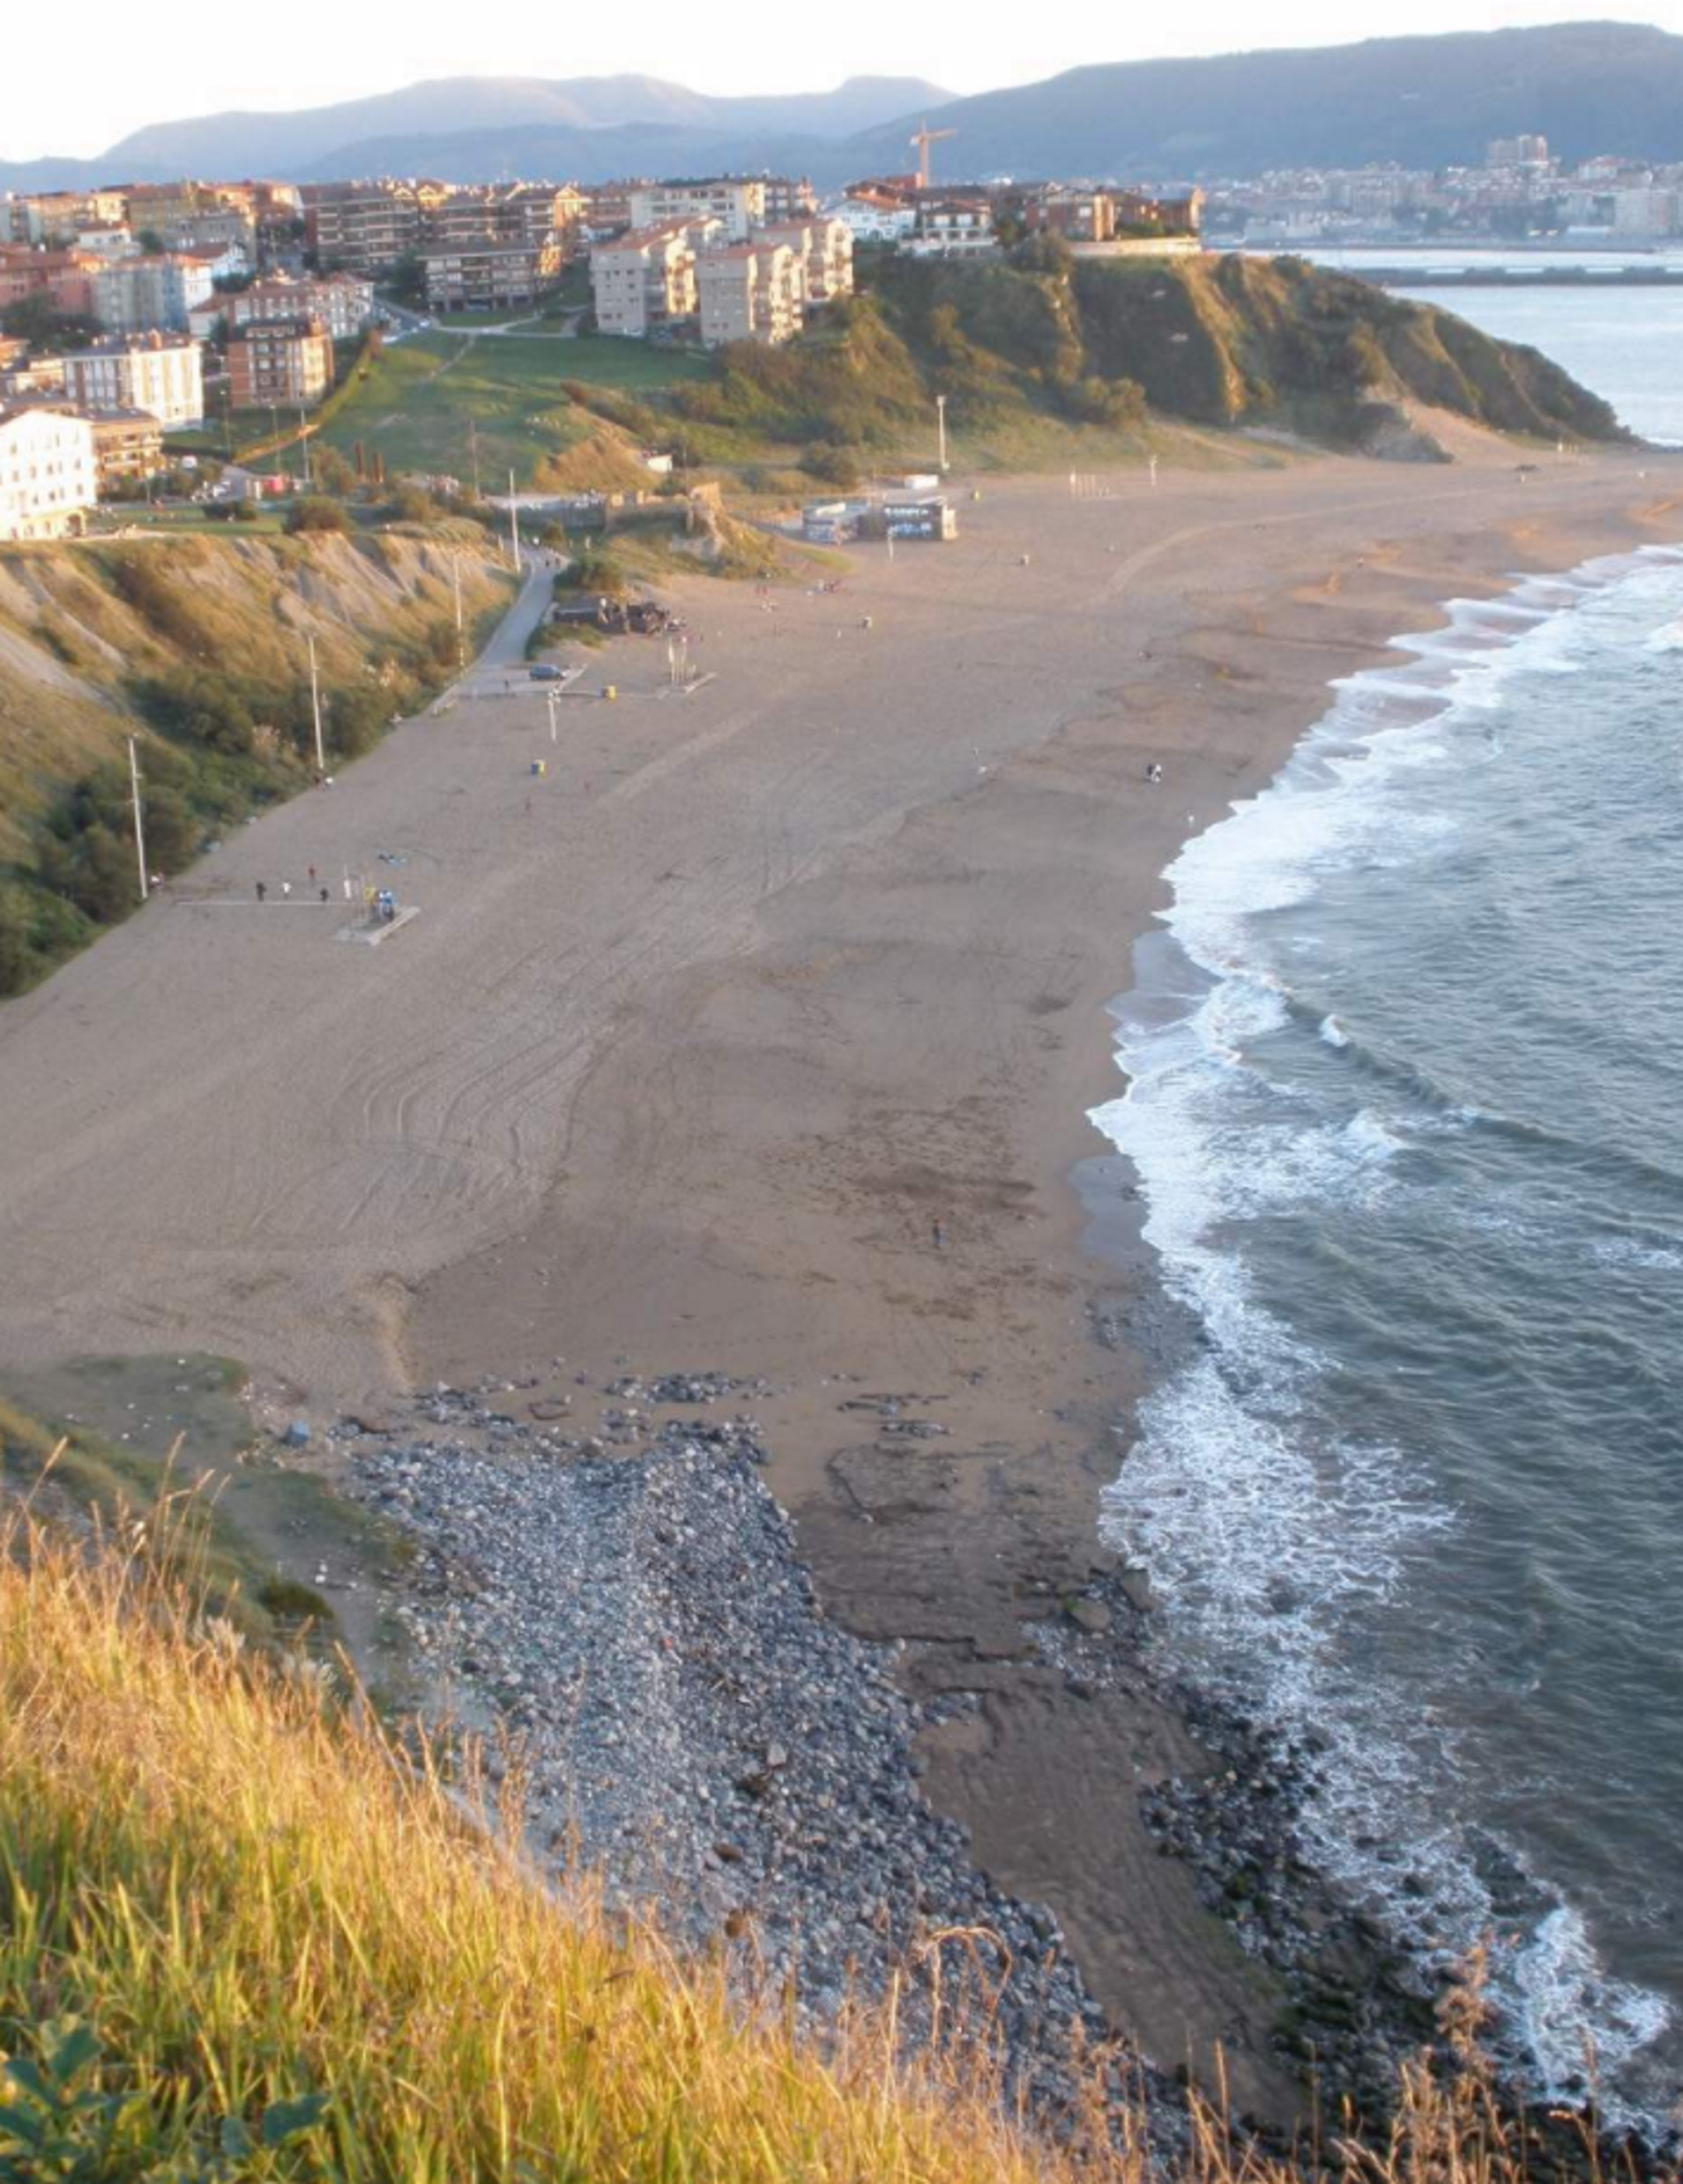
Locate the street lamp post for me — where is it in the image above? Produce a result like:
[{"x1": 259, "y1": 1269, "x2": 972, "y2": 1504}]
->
[
  {"x1": 127, "y1": 736, "x2": 147, "y2": 905},
  {"x1": 936, "y1": 392, "x2": 949, "y2": 473},
  {"x1": 307, "y1": 634, "x2": 325, "y2": 776}
]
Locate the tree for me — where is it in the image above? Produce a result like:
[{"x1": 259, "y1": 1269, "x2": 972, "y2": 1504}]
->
[
  {"x1": 311, "y1": 445, "x2": 356, "y2": 496},
  {"x1": 386, "y1": 253, "x2": 426, "y2": 306},
  {"x1": 0, "y1": 294, "x2": 99, "y2": 347},
  {"x1": 285, "y1": 496, "x2": 350, "y2": 537}
]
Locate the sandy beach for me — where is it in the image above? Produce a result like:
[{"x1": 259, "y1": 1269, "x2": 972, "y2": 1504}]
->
[{"x1": 3, "y1": 438, "x2": 1679, "y2": 2115}]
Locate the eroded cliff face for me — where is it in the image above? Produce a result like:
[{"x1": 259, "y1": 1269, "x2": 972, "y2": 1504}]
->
[{"x1": 0, "y1": 528, "x2": 512, "y2": 990}]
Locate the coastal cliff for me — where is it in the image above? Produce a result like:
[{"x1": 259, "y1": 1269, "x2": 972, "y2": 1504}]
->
[
  {"x1": 0, "y1": 529, "x2": 512, "y2": 993},
  {"x1": 656, "y1": 249, "x2": 1626, "y2": 461}
]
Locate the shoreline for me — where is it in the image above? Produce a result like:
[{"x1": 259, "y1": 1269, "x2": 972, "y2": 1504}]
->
[
  {"x1": 1086, "y1": 539, "x2": 1683, "y2": 2156},
  {"x1": 4, "y1": 444, "x2": 1683, "y2": 2136}
]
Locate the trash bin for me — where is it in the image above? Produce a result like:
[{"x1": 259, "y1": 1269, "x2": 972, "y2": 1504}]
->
[
  {"x1": 604, "y1": 685, "x2": 617, "y2": 702},
  {"x1": 532, "y1": 759, "x2": 546, "y2": 777}
]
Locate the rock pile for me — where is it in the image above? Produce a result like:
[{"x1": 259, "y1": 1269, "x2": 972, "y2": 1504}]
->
[{"x1": 352, "y1": 1393, "x2": 1135, "y2": 2122}]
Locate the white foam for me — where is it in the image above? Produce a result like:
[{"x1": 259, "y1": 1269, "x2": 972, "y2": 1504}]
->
[
  {"x1": 1093, "y1": 540, "x2": 1683, "y2": 2115},
  {"x1": 1512, "y1": 1907, "x2": 1673, "y2": 2098}
]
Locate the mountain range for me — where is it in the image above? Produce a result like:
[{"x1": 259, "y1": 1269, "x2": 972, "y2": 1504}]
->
[{"x1": 4, "y1": 24, "x2": 1683, "y2": 193}]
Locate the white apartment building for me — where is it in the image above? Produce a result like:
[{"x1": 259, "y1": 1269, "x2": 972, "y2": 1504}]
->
[
  {"x1": 0, "y1": 406, "x2": 97, "y2": 540},
  {"x1": 827, "y1": 193, "x2": 916, "y2": 243},
  {"x1": 591, "y1": 223, "x2": 711, "y2": 336},
  {"x1": 696, "y1": 242, "x2": 802, "y2": 347},
  {"x1": 92, "y1": 253, "x2": 214, "y2": 334},
  {"x1": 752, "y1": 218, "x2": 854, "y2": 306},
  {"x1": 628, "y1": 179, "x2": 765, "y2": 242},
  {"x1": 58, "y1": 337, "x2": 205, "y2": 429}
]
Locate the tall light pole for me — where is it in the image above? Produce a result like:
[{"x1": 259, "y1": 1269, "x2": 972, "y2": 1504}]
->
[
  {"x1": 936, "y1": 392, "x2": 949, "y2": 473},
  {"x1": 298, "y1": 404, "x2": 311, "y2": 488},
  {"x1": 547, "y1": 687, "x2": 559, "y2": 742},
  {"x1": 307, "y1": 633, "x2": 325, "y2": 775},
  {"x1": 127, "y1": 736, "x2": 147, "y2": 905},
  {"x1": 507, "y1": 469, "x2": 520, "y2": 571},
  {"x1": 452, "y1": 556, "x2": 465, "y2": 669}
]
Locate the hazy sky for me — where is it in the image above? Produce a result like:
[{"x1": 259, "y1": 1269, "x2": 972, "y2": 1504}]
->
[{"x1": 7, "y1": 0, "x2": 1683, "y2": 160}]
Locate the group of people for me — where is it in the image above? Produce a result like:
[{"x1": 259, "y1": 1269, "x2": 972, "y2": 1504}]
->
[{"x1": 255, "y1": 876, "x2": 330, "y2": 906}]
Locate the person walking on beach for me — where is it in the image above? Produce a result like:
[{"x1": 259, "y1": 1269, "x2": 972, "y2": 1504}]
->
[
  {"x1": 280, "y1": 880, "x2": 292, "y2": 898},
  {"x1": 256, "y1": 881, "x2": 266, "y2": 904}
]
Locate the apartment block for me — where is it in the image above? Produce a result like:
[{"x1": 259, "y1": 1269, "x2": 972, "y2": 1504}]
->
[
  {"x1": 92, "y1": 253, "x2": 214, "y2": 333},
  {"x1": 0, "y1": 246, "x2": 102, "y2": 319},
  {"x1": 303, "y1": 180, "x2": 449, "y2": 275},
  {"x1": 421, "y1": 234, "x2": 564, "y2": 311},
  {"x1": 59, "y1": 335, "x2": 205, "y2": 428},
  {"x1": 11, "y1": 396, "x2": 166, "y2": 491},
  {"x1": 191, "y1": 272, "x2": 375, "y2": 343},
  {"x1": 590, "y1": 224, "x2": 704, "y2": 336},
  {"x1": 628, "y1": 179, "x2": 765, "y2": 242},
  {"x1": 752, "y1": 217, "x2": 854, "y2": 305},
  {"x1": 227, "y1": 317, "x2": 335, "y2": 409},
  {"x1": 0, "y1": 404, "x2": 97, "y2": 540},
  {"x1": 696, "y1": 242, "x2": 802, "y2": 347},
  {"x1": 0, "y1": 189, "x2": 128, "y2": 243}
]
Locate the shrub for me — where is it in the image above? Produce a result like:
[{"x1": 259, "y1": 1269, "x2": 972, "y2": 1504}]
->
[
  {"x1": 284, "y1": 496, "x2": 350, "y2": 537},
  {"x1": 561, "y1": 551, "x2": 627, "y2": 597},
  {"x1": 803, "y1": 441, "x2": 863, "y2": 488}
]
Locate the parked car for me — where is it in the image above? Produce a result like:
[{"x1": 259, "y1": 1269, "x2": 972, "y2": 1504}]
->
[{"x1": 529, "y1": 662, "x2": 563, "y2": 681}]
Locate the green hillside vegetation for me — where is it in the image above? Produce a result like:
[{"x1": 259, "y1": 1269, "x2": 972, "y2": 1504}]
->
[
  {"x1": 1069, "y1": 252, "x2": 1622, "y2": 443},
  {"x1": 593, "y1": 249, "x2": 1621, "y2": 476},
  {"x1": 0, "y1": 530, "x2": 514, "y2": 995},
  {"x1": 316, "y1": 332, "x2": 706, "y2": 490}
]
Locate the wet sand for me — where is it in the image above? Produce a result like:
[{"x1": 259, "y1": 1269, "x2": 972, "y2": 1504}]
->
[{"x1": 3, "y1": 440, "x2": 1679, "y2": 2114}]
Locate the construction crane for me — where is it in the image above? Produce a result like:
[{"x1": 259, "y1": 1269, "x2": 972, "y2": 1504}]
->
[{"x1": 909, "y1": 119, "x2": 957, "y2": 190}]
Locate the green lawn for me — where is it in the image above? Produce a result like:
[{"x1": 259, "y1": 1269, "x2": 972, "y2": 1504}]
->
[{"x1": 316, "y1": 333, "x2": 711, "y2": 488}]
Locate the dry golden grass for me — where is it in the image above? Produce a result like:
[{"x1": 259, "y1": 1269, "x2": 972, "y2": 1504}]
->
[{"x1": 0, "y1": 1480, "x2": 1667, "y2": 2183}]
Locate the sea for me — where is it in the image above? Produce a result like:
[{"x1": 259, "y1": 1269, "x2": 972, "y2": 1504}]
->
[
  {"x1": 1281, "y1": 249, "x2": 1683, "y2": 448},
  {"x1": 1093, "y1": 293, "x2": 1683, "y2": 2138}
]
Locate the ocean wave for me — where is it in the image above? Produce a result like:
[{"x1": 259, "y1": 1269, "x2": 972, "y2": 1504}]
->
[
  {"x1": 1096, "y1": 544, "x2": 1683, "y2": 2121},
  {"x1": 1512, "y1": 1906, "x2": 1673, "y2": 2100}
]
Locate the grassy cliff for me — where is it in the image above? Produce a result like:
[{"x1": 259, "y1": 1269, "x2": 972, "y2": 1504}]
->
[
  {"x1": 0, "y1": 1495, "x2": 1624, "y2": 2184},
  {"x1": 0, "y1": 529, "x2": 514, "y2": 995},
  {"x1": 622, "y1": 248, "x2": 1623, "y2": 473},
  {"x1": 1068, "y1": 251, "x2": 1623, "y2": 444}
]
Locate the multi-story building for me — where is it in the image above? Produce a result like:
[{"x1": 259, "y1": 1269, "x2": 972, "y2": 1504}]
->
[
  {"x1": 751, "y1": 218, "x2": 853, "y2": 306},
  {"x1": 0, "y1": 404, "x2": 97, "y2": 539},
  {"x1": 500, "y1": 184, "x2": 585, "y2": 248},
  {"x1": 0, "y1": 189, "x2": 128, "y2": 244},
  {"x1": 227, "y1": 317, "x2": 335, "y2": 409},
  {"x1": 302, "y1": 180, "x2": 449, "y2": 275},
  {"x1": 92, "y1": 253, "x2": 214, "y2": 334},
  {"x1": 827, "y1": 189, "x2": 917, "y2": 243},
  {"x1": 579, "y1": 180, "x2": 646, "y2": 236},
  {"x1": 628, "y1": 179, "x2": 765, "y2": 242},
  {"x1": 590, "y1": 223, "x2": 706, "y2": 336},
  {"x1": 421, "y1": 234, "x2": 564, "y2": 311},
  {"x1": 902, "y1": 196, "x2": 997, "y2": 257},
  {"x1": 11, "y1": 396, "x2": 165, "y2": 492},
  {"x1": 0, "y1": 246, "x2": 102, "y2": 319},
  {"x1": 696, "y1": 242, "x2": 802, "y2": 347},
  {"x1": 190, "y1": 272, "x2": 375, "y2": 343},
  {"x1": 58, "y1": 335, "x2": 205, "y2": 428},
  {"x1": 762, "y1": 176, "x2": 818, "y2": 223}
]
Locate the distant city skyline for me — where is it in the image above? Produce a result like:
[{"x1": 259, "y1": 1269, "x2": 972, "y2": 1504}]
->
[{"x1": 8, "y1": 0, "x2": 1683, "y2": 163}]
